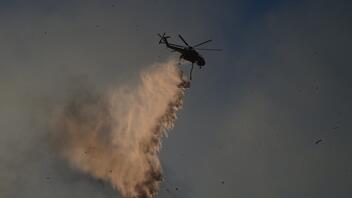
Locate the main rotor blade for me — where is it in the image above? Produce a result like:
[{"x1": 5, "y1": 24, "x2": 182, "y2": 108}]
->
[
  {"x1": 158, "y1": 32, "x2": 164, "y2": 37},
  {"x1": 193, "y1": 40, "x2": 212, "y2": 47},
  {"x1": 195, "y1": 48, "x2": 222, "y2": 51},
  {"x1": 178, "y1": 34, "x2": 190, "y2": 46},
  {"x1": 169, "y1": 43, "x2": 186, "y2": 48}
]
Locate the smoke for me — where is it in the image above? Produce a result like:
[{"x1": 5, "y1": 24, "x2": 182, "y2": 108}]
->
[{"x1": 50, "y1": 59, "x2": 188, "y2": 198}]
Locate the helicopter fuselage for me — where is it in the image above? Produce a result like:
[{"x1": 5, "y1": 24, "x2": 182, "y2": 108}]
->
[
  {"x1": 167, "y1": 45, "x2": 206, "y2": 66},
  {"x1": 179, "y1": 48, "x2": 205, "y2": 66},
  {"x1": 158, "y1": 33, "x2": 220, "y2": 80}
]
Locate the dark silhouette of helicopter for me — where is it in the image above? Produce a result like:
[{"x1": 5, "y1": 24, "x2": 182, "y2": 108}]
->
[{"x1": 158, "y1": 33, "x2": 221, "y2": 80}]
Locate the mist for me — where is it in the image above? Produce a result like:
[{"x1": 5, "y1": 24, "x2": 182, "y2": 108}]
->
[{"x1": 50, "y1": 60, "x2": 187, "y2": 198}]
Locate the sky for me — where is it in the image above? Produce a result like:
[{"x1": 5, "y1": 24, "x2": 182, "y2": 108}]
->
[{"x1": 1, "y1": 0, "x2": 352, "y2": 198}]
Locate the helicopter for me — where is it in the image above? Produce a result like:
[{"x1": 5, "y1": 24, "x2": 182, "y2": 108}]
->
[{"x1": 158, "y1": 33, "x2": 221, "y2": 80}]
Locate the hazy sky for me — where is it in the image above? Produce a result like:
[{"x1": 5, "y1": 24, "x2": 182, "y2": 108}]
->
[{"x1": 1, "y1": 0, "x2": 351, "y2": 198}]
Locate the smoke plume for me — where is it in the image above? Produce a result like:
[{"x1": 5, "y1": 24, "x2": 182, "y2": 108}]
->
[{"x1": 50, "y1": 60, "x2": 188, "y2": 198}]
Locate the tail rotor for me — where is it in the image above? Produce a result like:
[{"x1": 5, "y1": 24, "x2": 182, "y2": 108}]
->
[{"x1": 158, "y1": 33, "x2": 170, "y2": 44}]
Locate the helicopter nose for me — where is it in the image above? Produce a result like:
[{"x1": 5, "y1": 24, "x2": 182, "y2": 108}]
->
[{"x1": 197, "y1": 59, "x2": 205, "y2": 66}]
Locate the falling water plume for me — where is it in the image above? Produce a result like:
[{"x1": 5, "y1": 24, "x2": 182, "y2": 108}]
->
[{"x1": 50, "y1": 59, "x2": 188, "y2": 198}]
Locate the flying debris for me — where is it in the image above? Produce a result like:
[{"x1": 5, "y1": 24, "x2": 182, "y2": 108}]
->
[
  {"x1": 158, "y1": 33, "x2": 221, "y2": 81},
  {"x1": 332, "y1": 126, "x2": 339, "y2": 130},
  {"x1": 315, "y1": 139, "x2": 323, "y2": 144}
]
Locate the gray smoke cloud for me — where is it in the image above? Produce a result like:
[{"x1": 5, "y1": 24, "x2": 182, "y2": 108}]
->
[{"x1": 49, "y1": 59, "x2": 187, "y2": 198}]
